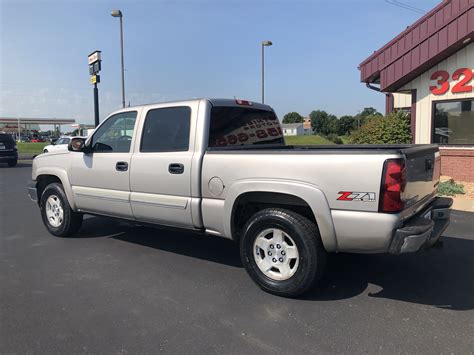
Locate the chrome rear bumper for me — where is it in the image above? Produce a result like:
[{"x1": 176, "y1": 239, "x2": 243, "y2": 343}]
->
[{"x1": 389, "y1": 197, "x2": 452, "y2": 254}]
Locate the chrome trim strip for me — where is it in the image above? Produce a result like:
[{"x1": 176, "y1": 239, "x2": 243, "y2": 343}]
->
[
  {"x1": 130, "y1": 199, "x2": 186, "y2": 210},
  {"x1": 74, "y1": 193, "x2": 129, "y2": 203}
]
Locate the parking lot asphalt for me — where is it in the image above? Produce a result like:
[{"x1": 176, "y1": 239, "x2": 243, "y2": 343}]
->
[{"x1": 1, "y1": 162, "x2": 473, "y2": 353}]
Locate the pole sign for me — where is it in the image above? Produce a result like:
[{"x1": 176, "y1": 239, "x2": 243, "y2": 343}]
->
[
  {"x1": 90, "y1": 75, "x2": 100, "y2": 84},
  {"x1": 88, "y1": 50, "x2": 102, "y2": 82},
  {"x1": 88, "y1": 50, "x2": 101, "y2": 65},
  {"x1": 89, "y1": 61, "x2": 101, "y2": 75}
]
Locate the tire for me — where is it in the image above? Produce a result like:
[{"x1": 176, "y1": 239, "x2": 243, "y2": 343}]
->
[
  {"x1": 43, "y1": 149, "x2": 48, "y2": 153},
  {"x1": 7, "y1": 159, "x2": 17, "y2": 167},
  {"x1": 240, "y1": 208, "x2": 326, "y2": 297},
  {"x1": 40, "y1": 182, "x2": 83, "y2": 237}
]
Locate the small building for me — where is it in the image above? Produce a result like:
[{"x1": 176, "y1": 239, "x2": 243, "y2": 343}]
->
[
  {"x1": 282, "y1": 123, "x2": 305, "y2": 136},
  {"x1": 359, "y1": 0, "x2": 474, "y2": 182},
  {"x1": 303, "y1": 117, "x2": 312, "y2": 135}
]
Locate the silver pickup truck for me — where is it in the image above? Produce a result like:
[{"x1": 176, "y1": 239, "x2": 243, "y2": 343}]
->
[{"x1": 28, "y1": 98, "x2": 452, "y2": 297}]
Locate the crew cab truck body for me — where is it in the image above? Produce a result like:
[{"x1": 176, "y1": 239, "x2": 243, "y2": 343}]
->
[{"x1": 28, "y1": 98, "x2": 452, "y2": 297}]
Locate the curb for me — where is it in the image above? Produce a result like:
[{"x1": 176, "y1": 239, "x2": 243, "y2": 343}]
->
[{"x1": 19, "y1": 154, "x2": 36, "y2": 160}]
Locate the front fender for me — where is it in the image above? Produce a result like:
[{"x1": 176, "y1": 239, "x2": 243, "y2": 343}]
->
[
  {"x1": 34, "y1": 166, "x2": 77, "y2": 210},
  {"x1": 224, "y1": 179, "x2": 338, "y2": 252}
]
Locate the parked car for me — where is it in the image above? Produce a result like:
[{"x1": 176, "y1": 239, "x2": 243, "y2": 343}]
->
[
  {"x1": 43, "y1": 136, "x2": 74, "y2": 153},
  {"x1": 28, "y1": 98, "x2": 452, "y2": 297},
  {"x1": 0, "y1": 133, "x2": 18, "y2": 167},
  {"x1": 18, "y1": 136, "x2": 30, "y2": 143},
  {"x1": 31, "y1": 137, "x2": 46, "y2": 143}
]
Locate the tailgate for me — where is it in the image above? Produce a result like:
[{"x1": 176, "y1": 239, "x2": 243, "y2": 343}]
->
[{"x1": 402, "y1": 145, "x2": 440, "y2": 213}]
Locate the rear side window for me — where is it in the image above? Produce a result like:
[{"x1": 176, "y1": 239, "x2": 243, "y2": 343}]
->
[
  {"x1": 140, "y1": 106, "x2": 191, "y2": 152},
  {"x1": 208, "y1": 107, "x2": 284, "y2": 148}
]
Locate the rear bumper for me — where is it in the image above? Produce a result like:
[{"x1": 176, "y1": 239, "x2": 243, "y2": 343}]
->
[
  {"x1": 0, "y1": 151, "x2": 18, "y2": 161},
  {"x1": 389, "y1": 197, "x2": 452, "y2": 254}
]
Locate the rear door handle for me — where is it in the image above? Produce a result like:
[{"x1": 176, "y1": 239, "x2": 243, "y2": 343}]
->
[
  {"x1": 168, "y1": 163, "x2": 184, "y2": 174},
  {"x1": 116, "y1": 161, "x2": 128, "y2": 171}
]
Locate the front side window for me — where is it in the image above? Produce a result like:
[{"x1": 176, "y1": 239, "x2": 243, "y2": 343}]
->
[
  {"x1": 433, "y1": 100, "x2": 474, "y2": 145},
  {"x1": 91, "y1": 111, "x2": 137, "y2": 152},
  {"x1": 140, "y1": 106, "x2": 191, "y2": 152},
  {"x1": 208, "y1": 106, "x2": 284, "y2": 148}
]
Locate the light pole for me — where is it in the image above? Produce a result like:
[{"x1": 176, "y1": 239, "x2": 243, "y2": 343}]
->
[
  {"x1": 261, "y1": 40, "x2": 272, "y2": 104},
  {"x1": 111, "y1": 9, "x2": 125, "y2": 108}
]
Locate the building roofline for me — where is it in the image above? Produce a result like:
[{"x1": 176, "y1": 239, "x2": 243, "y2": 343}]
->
[
  {"x1": 360, "y1": 0, "x2": 450, "y2": 67},
  {"x1": 359, "y1": 0, "x2": 474, "y2": 91}
]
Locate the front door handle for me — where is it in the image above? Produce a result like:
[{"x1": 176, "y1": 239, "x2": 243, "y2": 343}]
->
[
  {"x1": 116, "y1": 161, "x2": 128, "y2": 171},
  {"x1": 168, "y1": 163, "x2": 184, "y2": 174}
]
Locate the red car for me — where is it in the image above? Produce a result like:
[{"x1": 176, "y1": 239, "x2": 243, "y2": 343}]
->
[{"x1": 30, "y1": 137, "x2": 46, "y2": 143}]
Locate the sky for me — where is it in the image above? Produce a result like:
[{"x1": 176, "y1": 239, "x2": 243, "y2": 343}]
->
[{"x1": 0, "y1": 0, "x2": 440, "y2": 130}]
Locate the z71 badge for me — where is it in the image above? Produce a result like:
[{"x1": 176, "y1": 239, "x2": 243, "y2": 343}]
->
[{"x1": 337, "y1": 191, "x2": 376, "y2": 202}]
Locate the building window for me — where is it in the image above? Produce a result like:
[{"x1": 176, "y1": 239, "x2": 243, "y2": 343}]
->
[{"x1": 433, "y1": 100, "x2": 474, "y2": 145}]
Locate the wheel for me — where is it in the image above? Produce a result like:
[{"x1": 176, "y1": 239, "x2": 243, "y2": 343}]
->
[
  {"x1": 40, "y1": 183, "x2": 83, "y2": 237},
  {"x1": 43, "y1": 149, "x2": 48, "y2": 153},
  {"x1": 7, "y1": 159, "x2": 17, "y2": 167},
  {"x1": 240, "y1": 208, "x2": 326, "y2": 297}
]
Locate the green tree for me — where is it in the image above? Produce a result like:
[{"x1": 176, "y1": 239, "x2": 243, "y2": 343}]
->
[
  {"x1": 337, "y1": 115, "x2": 356, "y2": 136},
  {"x1": 350, "y1": 112, "x2": 412, "y2": 144},
  {"x1": 359, "y1": 107, "x2": 382, "y2": 119},
  {"x1": 324, "y1": 115, "x2": 338, "y2": 136},
  {"x1": 309, "y1": 110, "x2": 328, "y2": 134},
  {"x1": 355, "y1": 107, "x2": 383, "y2": 128},
  {"x1": 282, "y1": 112, "x2": 303, "y2": 124}
]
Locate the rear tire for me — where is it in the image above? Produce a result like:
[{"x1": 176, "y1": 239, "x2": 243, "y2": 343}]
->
[
  {"x1": 40, "y1": 183, "x2": 83, "y2": 237},
  {"x1": 240, "y1": 208, "x2": 326, "y2": 297},
  {"x1": 7, "y1": 159, "x2": 17, "y2": 167}
]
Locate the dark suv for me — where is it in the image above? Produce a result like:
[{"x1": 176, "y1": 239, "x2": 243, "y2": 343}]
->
[{"x1": 0, "y1": 133, "x2": 18, "y2": 167}]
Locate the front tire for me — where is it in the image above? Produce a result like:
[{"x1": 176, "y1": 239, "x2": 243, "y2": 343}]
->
[
  {"x1": 40, "y1": 183, "x2": 83, "y2": 237},
  {"x1": 8, "y1": 159, "x2": 17, "y2": 167},
  {"x1": 240, "y1": 208, "x2": 326, "y2": 297}
]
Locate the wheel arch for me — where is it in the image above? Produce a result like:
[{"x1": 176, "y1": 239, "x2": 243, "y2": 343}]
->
[
  {"x1": 224, "y1": 179, "x2": 337, "y2": 252},
  {"x1": 34, "y1": 168, "x2": 77, "y2": 210}
]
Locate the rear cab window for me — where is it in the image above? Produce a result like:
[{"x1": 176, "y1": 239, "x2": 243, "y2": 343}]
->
[{"x1": 208, "y1": 106, "x2": 284, "y2": 149}]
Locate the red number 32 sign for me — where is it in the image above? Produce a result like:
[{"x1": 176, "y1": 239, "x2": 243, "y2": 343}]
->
[{"x1": 430, "y1": 68, "x2": 473, "y2": 95}]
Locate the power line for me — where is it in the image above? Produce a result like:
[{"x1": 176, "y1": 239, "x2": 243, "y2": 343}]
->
[{"x1": 385, "y1": 0, "x2": 427, "y2": 15}]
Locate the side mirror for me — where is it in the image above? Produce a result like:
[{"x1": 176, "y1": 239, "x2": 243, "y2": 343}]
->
[{"x1": 68, "y1": 137, "x2": 89, "y2": 152}]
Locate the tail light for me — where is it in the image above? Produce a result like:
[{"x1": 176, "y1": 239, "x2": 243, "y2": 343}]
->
[{"x1": 379, "y1": 158, "x2": 406, "y2": 213}]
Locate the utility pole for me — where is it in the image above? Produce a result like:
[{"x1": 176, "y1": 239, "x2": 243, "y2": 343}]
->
[
  {"x1": 111, "y1": 9, "x2": 126, "y2": 108},
  {"x1": 261, "y1": 40, "x2": 273, "y2": 104}
]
